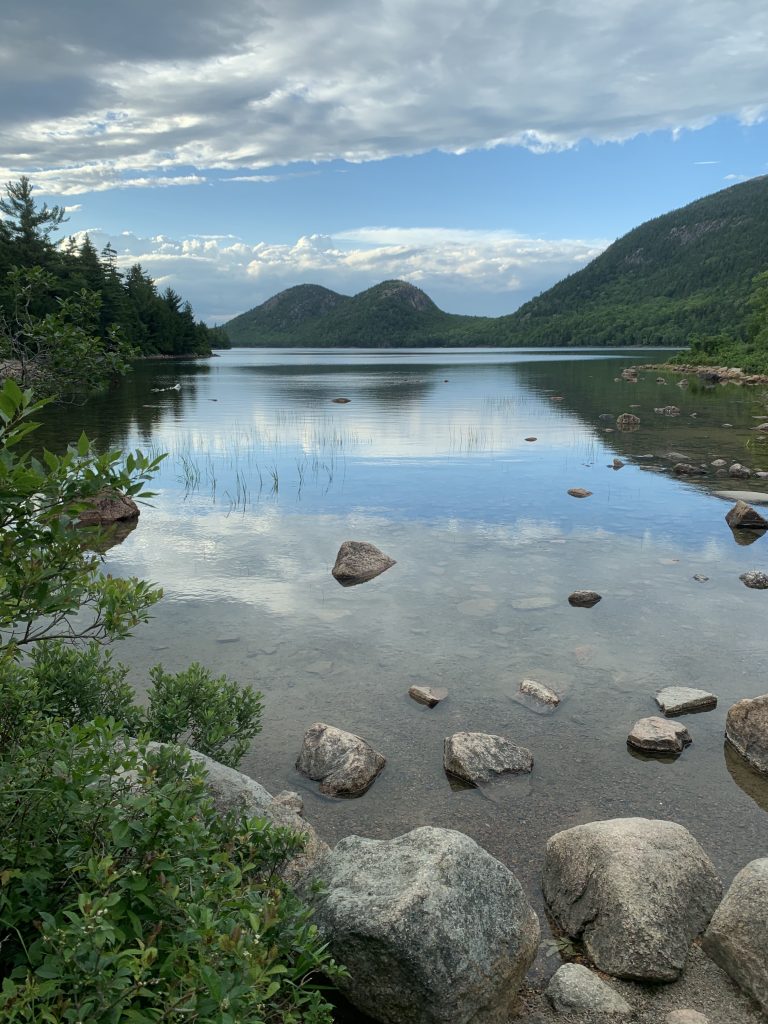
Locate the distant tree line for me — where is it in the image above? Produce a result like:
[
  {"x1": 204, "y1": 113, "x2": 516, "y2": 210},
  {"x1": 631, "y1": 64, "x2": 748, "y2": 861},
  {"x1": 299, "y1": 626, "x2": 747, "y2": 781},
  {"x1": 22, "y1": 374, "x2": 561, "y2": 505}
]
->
[{"x1": 0, "y1": 177, "x2": 228, "y2": 395}]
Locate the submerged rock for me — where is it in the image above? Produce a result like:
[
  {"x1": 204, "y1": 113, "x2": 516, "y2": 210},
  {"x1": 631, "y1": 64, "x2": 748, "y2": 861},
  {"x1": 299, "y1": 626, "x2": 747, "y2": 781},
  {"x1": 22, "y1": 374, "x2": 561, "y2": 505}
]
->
[
  {"x1": 725, "y1": 694, "x2": 768, "y2": 775},
  {"x1": 296, "y1": 722, "x2": 386, "y2": 797},
  {"x1": 666, "y1": 1012, "x2": 710, "y2": 1024},
  {"x1": 409, "y1": 685, "x2": 448, "y2": 708},
  {"x1": 546, "y1": 963, "x2": 633, "y2": 1015},
  {"x1": 542, "y1": 817, "x2": 722, "y2": 981},
  {"x1": 672, "y1": 463, "x2": 705, "y2": 475},
  {"x1": 567, "y1": 487, "x2": 592, "y2": 498},
  {"x1": 725, "y1": 500, "x2": 768, "y2": 530},
  {"x1": 655, "y1": 687, "x2": 717, "y2": 716},
  {"x1": 444, "y1": 731, "x2": 533, "y2": 785},
  {"x1": 300, "y1": 827, "x2": 540, "y2": 1024},
  {"x1": 703, "y1": 857, "x2": 768, "y2": 1015},
  {"x1": 77, "y1": 488, "x2": 140, "y2": 526},
  {"x1": 612, "y1": 457, "x2": 625, "y2": 469},
  {"x1": 568, "y1": 590, "x2": 602, "y2": 608},
  {"x1": 628, "y1": 716, "x2": 691, "y2": 754},
  {"x1": 616, "y1": 412, "x2": 641, "y2": 430},
  {"x1": 331, "y1": 540, "x2": 396, "y2": 586},
  {"x1": 655, "y1": 405, "x2": 681, "y2": 416}
]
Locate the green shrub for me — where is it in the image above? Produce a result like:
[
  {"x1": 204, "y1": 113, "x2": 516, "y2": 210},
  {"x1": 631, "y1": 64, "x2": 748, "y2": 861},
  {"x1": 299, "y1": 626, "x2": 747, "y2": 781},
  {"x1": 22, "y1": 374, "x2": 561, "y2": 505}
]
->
[
  {"x1": 144, "y1": 663, "x2": 263, "y2": 768},
  {"x1": 0, "y1": 718, "x2": 341, "y2": 1023}
]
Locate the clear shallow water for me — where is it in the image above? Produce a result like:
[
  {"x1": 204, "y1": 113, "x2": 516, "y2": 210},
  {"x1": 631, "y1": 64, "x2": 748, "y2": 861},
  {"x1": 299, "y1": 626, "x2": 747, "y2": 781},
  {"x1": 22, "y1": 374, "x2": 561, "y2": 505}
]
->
[{"x1": 37, "y1": 348, "x2": 768, "y2": 950}]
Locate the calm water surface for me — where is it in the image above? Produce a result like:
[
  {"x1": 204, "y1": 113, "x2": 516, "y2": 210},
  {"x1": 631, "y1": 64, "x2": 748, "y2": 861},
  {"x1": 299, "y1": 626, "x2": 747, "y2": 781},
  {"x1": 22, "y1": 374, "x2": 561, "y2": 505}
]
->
[{"x1": 38, "y1": 347, "x2": 768, "y2": 946}]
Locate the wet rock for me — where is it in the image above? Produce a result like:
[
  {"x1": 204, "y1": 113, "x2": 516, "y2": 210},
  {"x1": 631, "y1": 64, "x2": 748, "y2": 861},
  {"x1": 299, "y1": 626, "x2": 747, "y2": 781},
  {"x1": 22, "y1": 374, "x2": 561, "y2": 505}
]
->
[
  {"x1": 331, "y1": 540, "x2": 396, "y2": 586},
  {"x1": 621, "y1": 367, "x2": 639, "y2": 380},
  {"x1": 525, "y1": 436, "x2": 537, "y2": 442},
  {"x1": 677, "y1": 378, "x2": 690, "y2": 388},
  {"x1": 272, "y1": 790, "x2": 304, "y2": 814},
  {"x1": 444, "y1": 731, "x2": 533, "y2": 785},
  {"x1": 628, "y1": 716, "x2": 692, "y2": 754},
  {"x1": 657, "y1": 376, "x2": 667, "y2": 384},
  {"x1": 331, "y1": 397, "x2": 351, "y2": 403},
  {"x1": 599, "y1": 413, "x2": 615, "y2": 422},
  {"x1": 409, "y1": 685, "x2": 448, "y2": 708},
  {"x1": 713, "y1": 489, "x2": 768, "y2": 503},
  {"x1": 729, "y1": 463, "x2": 751, "y2": 479},
  {"x1": 568, "y1": 590, "x2": 602, "y2": 608},
  {"x1": 673, "y1": 463, "x2": 705, "y2": 475},
  {"x1": 726, "y1": 500, "x2": 768, "y2": 530},
  {"x1": 567, "y1": 487, "x2": 592, "y2": 498},
  {"x1": 702, "y1": 858, "x2": 768, "y2": 1015},
  {"x1": 520, "y1": 678, "x2": 560, "y2": 707},
  {"x1": 740, "y1": 570, "x2": 768, "y2": 589},
  {"x1": 300, "y1": 827, "x2": 540, "y2": 1024},
  {"x1": 753, "y1": 422, "x2": 768, "y2": 432},
  {"x1": 148, "y1": 745, "x2": 326, "y2": 884},
  {"x1": 612, "y1": 458, "x2": 625, "y2": 469},
  {"x1": 711, "y1": 459, "x2": 727, "y2": 467},
  {"x1": 692, "y1": 573, "x2": 709, "y2": 582},
  {"x1": 655, "y1": 687, "x2": 717, "y2": 716},
  {"x1": 542, "y1": 818, "x2": 722, "y2": 981},
  {"x1": 722, "y1": 422, "x2": 733, "y2": 427},
  {"x1": 655, "y1": 405, "x2": 681, "y2": 416},
  {"x1": 616, "y1": 413, "x2": 640, "y2": 430},
  {"x1": 546, "y1": 963, "x2": 633, "y2": 1015},
  {"x1": 77, "y1": 488, "x2": 140, "y2": 526},
  {"x1": 296, "y1": 722, "x2": 386, "y2": 797},
  {"x1": 725, "y1": 694, "x2": 768, "y2": 775}
]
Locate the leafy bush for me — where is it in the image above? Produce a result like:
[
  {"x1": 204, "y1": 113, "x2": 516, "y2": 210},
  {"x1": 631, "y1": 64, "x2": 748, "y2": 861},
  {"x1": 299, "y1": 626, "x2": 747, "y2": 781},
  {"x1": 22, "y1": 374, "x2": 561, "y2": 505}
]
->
[
  {"x1": 145, "y1": 663, "x2": 263, "y2": 768},
  {"x1": 0, "y1": 719, "x2": 341, "y2": 1023}
]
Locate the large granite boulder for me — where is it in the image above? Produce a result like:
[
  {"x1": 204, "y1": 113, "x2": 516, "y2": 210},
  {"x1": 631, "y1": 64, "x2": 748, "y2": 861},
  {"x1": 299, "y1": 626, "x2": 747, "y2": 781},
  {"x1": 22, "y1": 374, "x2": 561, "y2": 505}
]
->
[
  {"x1": 546, "y1": 963, "x2": 633, "y2": 1015},
  {"x1": 296, "y1": 722, "x2": 385, "y2": 797},
  {"x1": 147, "y1": 744, "x2": 327, "y2": 884},
  {"x1": 444, "y1": 731, "x2": 533, "y2": 785},
  {"x1": 300, "y1": 826, "x2": 539, "y2": 1024},
  {"x1": 77, "y1": 488, "x2": 140, "y2": 526},
  {"x1": 702, "y1": 858, "x2": 768, "y2": 1015},
  {"x1": 725, "y1": 694, "x2": 768, "y2": 775},
  {"x1": 542, "y1": 818, "x2": 722, "y2": 981},
  {"x1": 331, "y1": 540, "x2": 396, "y2": 586}
]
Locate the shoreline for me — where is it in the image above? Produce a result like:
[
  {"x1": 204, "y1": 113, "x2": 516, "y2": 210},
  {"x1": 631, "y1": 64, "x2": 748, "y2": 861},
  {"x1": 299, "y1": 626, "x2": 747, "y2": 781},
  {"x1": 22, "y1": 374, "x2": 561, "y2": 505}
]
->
[{"x1": 639, "y1": 362, "x2": 768, "y2": 385}]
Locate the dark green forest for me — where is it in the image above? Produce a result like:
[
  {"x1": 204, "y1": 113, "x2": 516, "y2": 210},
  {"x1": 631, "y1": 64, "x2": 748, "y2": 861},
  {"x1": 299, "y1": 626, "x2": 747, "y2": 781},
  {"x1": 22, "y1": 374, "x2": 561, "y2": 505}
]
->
[{"x1": 0, "y1": 177, "x2": 227, "y2": 395}]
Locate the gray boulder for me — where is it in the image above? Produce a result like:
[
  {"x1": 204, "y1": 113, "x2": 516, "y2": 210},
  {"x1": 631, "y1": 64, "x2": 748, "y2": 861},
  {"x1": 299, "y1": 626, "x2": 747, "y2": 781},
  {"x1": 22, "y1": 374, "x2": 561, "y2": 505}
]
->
[
  {"x1": 546, "y1": 963, "x2": 633, "y2": 1015},
  {"x1": 296, "y1": 722, "x2": 385, "y2": 796},
  {"x1": 444, "y1": 731, "x2": 533, "y2": 785},
  {"x1": 627, "y1": 716, "x2": 691, "y2": 754},
  {"x1": 568, "y1": 590, "x2": 602, "y2": 608},
  {"x1": 409, "y1": 685, "x2": 448, "y2": 707},
  {"x1": 616, "y1": 413, "x2": 640, "y2": 430},
  {"x1": 725, "y1": 694, "x2": 768, "y2": 775},
  {"x1": 520, "y1": 678, "x2": 560, "y2": 707},
  {"x1": 542, "y1": 818, "x2": 722, "y2": 981},
  {"x1": 666, "y1": 1013, "x2": 710, "y2": 1024},
  {"x1": 726, "y1": 500, "x2": 768, "y2": 530},
  {"x1": 148, "y1": 744, "x2": 327, "y2": 884},
  {"x1": 702, "y1": 858, "x2": 768, "y2": 1016},
  {"x1": 332, "y1": 540, "x2": 395, "y2": 586},
  {"x1": 729, "y1": 463, "x2": 752, "y2": 479},
  {"x1": 300, "y1": 826, "x2": 539, "y2": 1024},
  {"x1": 673, "y1": 463, "x2": 705, "y2": 475},
  {"x1": 655, "y1": 687, "x2": 717, "y2": 716}
]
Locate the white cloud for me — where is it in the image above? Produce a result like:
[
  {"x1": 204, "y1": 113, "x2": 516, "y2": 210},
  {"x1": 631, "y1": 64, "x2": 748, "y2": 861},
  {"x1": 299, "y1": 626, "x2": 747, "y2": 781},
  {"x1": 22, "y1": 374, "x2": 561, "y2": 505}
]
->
[
  {"x1": 2, "y1": 0, "x2": 767, "y2": 192},
  {"x1": 64, "y1": 223, "x2": 607, "y2": 322}
]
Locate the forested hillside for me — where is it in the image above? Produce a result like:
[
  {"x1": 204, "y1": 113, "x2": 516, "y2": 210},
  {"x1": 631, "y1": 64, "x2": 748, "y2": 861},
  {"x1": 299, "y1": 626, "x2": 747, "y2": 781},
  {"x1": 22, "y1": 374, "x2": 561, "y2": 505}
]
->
[
  {"x1": 488, "y1": 175, "x2": 768, "y2": 346},
  {"x1": 0, "y1": 177, "x2": 226, "y2": 393}
]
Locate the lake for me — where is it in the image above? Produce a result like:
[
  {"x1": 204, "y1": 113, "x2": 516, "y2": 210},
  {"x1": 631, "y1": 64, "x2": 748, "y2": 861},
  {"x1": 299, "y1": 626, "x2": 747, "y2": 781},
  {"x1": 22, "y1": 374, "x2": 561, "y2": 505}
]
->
[{"x1": 37, "y1": 347, "x2": 768, "y2": 958}]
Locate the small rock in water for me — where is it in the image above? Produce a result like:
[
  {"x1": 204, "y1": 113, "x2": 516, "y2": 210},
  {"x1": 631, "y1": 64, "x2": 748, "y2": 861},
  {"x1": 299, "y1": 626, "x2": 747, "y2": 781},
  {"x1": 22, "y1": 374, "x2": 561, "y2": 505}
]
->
[
  {"x1": 722, "y1": 422, "x2": 733, "y2": 427},
  {"x1": 692, "y1": 573, "x2": 709, "y2": 582},
  {"x1": 444, "y1": 731, "x2": 533, "y2": 785},
  {"x1": 568, "y1": 590, "x2": 602, "y2": 608},
  {"x1": 408, "y1": 685, "x2": 448, "y2": 708},
  {"x1": 726, "y1": 694, "x2": 768, "y2": 774},
  {"x1": 729, "y1": 463, "x2": 752, "y2": 479},
  {"x1": 628, "y1": 716, "x2": 691, "y2": 754},
  {"x1": 331, "y1": 397, "x2": 351, "y2": 403},
  {"x1": 655, "y1": 687, "x2": 717, "y2": 716},
  {"x1": 740, "y1": 570, "x2": 768, "y2": 590},
  {"x1": 332, "y1": 540, "x2": 396, "y2": 586},
  {"x1": 524, "y1": 436, "x2": 537, "y2": 442},
  {"x1": 546, "y1": 964, "x2": 633, "y2": 1016},
  {"x1": 656, "y1": 376, "x2": 667, "y2": 384},
  {"x1": 519, "y1": 678, "x2": 560, "y2": 707},
  {"x1": 726, "y1": 499, "x2": 768, "y2": 530},
  {"x1": 567, "y1": 487, "x2": 592, "y2": 498},
  {"x1": 711, "y1": 458, "x2": 727, "y2": 467},
  {"x1": 673, "y1": 463, "x2": 705, "y2": 475},
  {"x1": 616, "y1": 412, "x2": 640, "y2": 430},
  {"x1": 272, "y1": 790, "x2": 304, "y2": 815},
  {"x1": 296, "y1": 722, "x2": 386, "y2": 797},
  {"x1": 677, "y1": 378, "x2": 689, "y2": 388},
  {"x1": 598, "y1": 413, "x2": 614, "y2": 422},
  {"x1": 654, "y1": 405, "x2": 681, "y2": 416},
  {"x1": 216, "y1": 635, "x2": 240, "y2": 644}
]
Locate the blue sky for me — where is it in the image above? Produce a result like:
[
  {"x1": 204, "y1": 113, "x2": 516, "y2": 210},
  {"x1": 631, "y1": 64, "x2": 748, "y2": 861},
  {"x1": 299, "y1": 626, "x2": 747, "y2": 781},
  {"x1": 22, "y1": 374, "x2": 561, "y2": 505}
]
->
[{"x1": 3, "y1": 1, "x2": 768, "y2": 322}]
